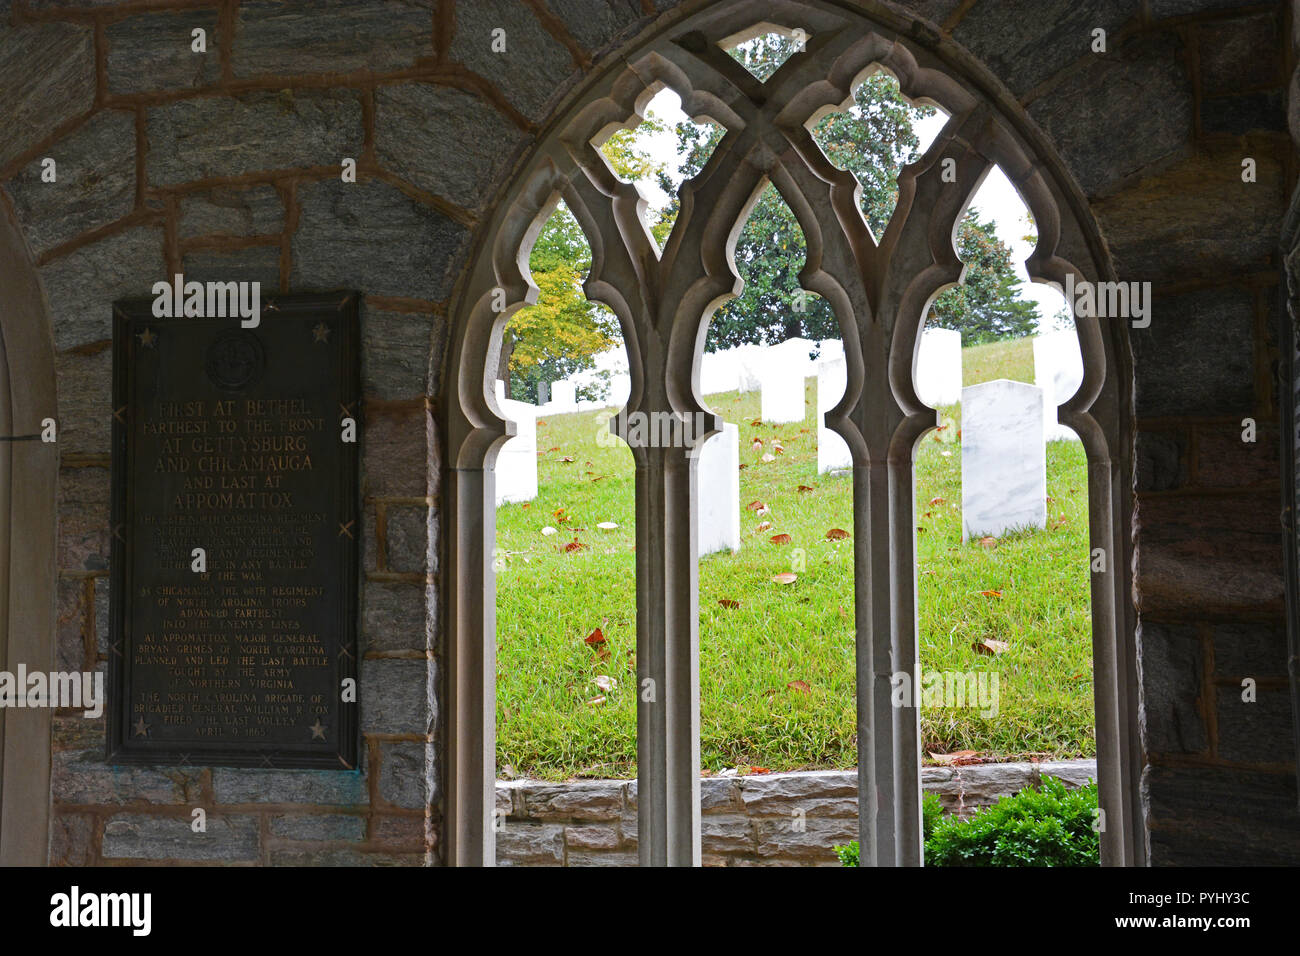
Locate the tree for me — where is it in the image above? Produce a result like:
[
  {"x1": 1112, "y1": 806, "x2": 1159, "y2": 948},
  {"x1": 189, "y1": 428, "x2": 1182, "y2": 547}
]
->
[
  {"x1": 501, "y1": 117, "x2": 667, "y2": 401},
  {"x1": 927, "y1": 211, "x2": 1041, "y2": 345},
  {"x1": 657, "y1": 34, "x2": 1039, "y2": 350},
  {"x1": 657, "y1": 36, "x2": 934, "y2": 349}
]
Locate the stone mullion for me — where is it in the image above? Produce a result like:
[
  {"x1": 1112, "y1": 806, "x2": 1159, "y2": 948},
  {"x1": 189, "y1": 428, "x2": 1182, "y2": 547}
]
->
[
  {"x1": 887, "y1": 442, "x2": 923, "y2": 866},
  {"x1": 633, "y1": 439, "x2": 700, "y2": 866},
  {"x1": 443, "y1": 464, "x2": 495, "y2": 866}
]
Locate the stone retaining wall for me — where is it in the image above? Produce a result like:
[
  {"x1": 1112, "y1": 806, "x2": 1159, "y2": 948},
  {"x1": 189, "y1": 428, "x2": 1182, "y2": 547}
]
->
[{"x1": 495, "y1": 759, "x2": 1097, "y2": 867}]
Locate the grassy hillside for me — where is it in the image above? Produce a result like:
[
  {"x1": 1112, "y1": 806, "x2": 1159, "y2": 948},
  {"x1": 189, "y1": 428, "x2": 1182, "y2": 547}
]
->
[{"x1": 494, "y1": 336, "x2": 1093, "y2": 779}]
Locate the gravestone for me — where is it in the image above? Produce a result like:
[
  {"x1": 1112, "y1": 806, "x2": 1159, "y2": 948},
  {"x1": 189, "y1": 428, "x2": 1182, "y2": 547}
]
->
[
  {"x1": 700, "y1": 349, "x2": 742, "y2": 395},
  {"x1": 107, "y1": 292, "x2": 360, "y2": 769},
  {"x1": 695, "y1": 422, "x2": 740, "y2": 555},
  {"x1": 1033, "y1": 330, "x2": 1084, "y2": 442},
  {"x1": 961, "y1": 379, "x2": 1046, "y2": 542},
  {"x1": 495, "y1": 379, "x2": 538, "y2": 505},
  {"x1": 536, "y1": 380, "x2": 550, "y2": 405},
  {"x1": 759, "y1": 339, "x2": 812, "y2": 424},
  {"x1": 548, "y1": 379, "x2": 577, "y2": 413},
  {"x1": 817, "y1": 356, "x2": 852, "y2": 473},
  {"x1": 915, "y1": 327, "x2": 962, "y2": 407}
]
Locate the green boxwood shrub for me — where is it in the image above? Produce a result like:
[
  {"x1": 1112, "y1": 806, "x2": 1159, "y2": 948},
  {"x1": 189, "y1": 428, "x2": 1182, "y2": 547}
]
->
[{"x1": 835, "y1": 775, "x2": 1100, "y2": 867}]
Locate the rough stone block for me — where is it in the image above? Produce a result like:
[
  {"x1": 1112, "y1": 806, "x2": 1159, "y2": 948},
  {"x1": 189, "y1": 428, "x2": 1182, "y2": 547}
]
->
[
  {"x1": 375, "y1": 84, "x2": 526, "y2": 213},
  {"x1": 1134, "y1": 493, "x2": 1284, "y2": 615},
  {"x1": 56, "y1": 575, "x2": 89, "y2": 672},
  {"x1": 700, "y1": 776, "x2": 740, "y2": 812},
  {"x1": 543, "y1": 0, "x2": 642, "y2": 55},
  {"x1": 107, "y1": 10, "x2": 220, "y2": 94},
  {"x1": 53, "y1": 750, "x2": 198, "y2": 805},
  {"x1": 738, "y1": 770, "x2": 857, "y2": 816},
  {"x1": 565, "y1": 848, "x2": 637, "y2": 866},
  {"x1": 1195, "y1": 423, "x2": 1278, "y2": 487},
  {"x1": 1149, "y1": 0, "x2": 1261, "y2": 16},
  {"x1": 41, "y1": 227, "x2": 166, "y2": 352},
  {"x1": 922, "y1": 762, "x2": 1038, "y2": 812},
  {"x1": 0, "y1": 20, "x2": 95, "y2": 170},
  {"x1": 362, "y1": 310, "x2": 437, "y2": 400},
  {"x1": 212, "y1": 768, "x2": 367, "y2": 805},
  {"x1": 1211, "y1": 621, "x2": 1288, "y2": 677},
  {"x1": 1135, "y1": 429, "x2": 1188, "y2": 492},
  {"x1": 6, "y1": 110, "x2": 136, "y2": 256},
  {"x1": 1137, "y1": 619, "x2": 1207, "y2": 754},
  {"x1": 57, "y1": 466, "x2": 109, "y2": 572},
  {"x1": 54, "y1": 345, "x2": 111, "y2": 458},
  {"x1": 268, "y1": 813, "x2": 366, "y2": 842},
  {"x1": 362, "y1": 401, "x2": 431, "y2": 498},
  {"x1": 449, "y1": 0, "x2": 577, "y2": 121},
  {"x1": 1028, "y1": 30, "x2": 1193, "y2": 198},
  {"x1": 1142, "y1": 765, "x2": 1300, "y2": 866},
  {"x1": 952, "y1": 0, "x2": 1138, "y2": 98},
  {"x1": 179, "y1": 185, "x2": 284, "y2": 238},
  {"x1": 495, "y1": 822, "x2": 564, "y2": 864},
  {"x1": 753, "y1": 815, "x2": 855, "y2": 864},
  {"x1": 385, "y1": 503, "x2": 432, "y2": 573},
  {"x1": 378, "y1": 739, "x2": 429, "y2": 809},
  {"x1": 49, "y1": 813, "x2": 95, "y2": 866},
  {"x1": 146, "y1": 90, "x2": 363, "y2": 185},
  {"x1": 292, "y1": 178, "x2": 467, "y2": 301},
  {"x1": 701, "y1": 813, "x2": 757, "y2": 854},
  {"x1": 269, "y1": 846, "x2": 422, "y2": 865},
  {"x1": 1201, "y1": 90, "x2": 1286, "y2": 135},
  {"x1": 1129, "y1": 287, "x2": 1255, "y2": 418},
  {"x1": 1215, "y1": 686, "x2": 1295, "y2": 764},
  {"x1": 520, "y1": 780, "x2": 624, "y2": 820},
  {"x1": 181, "y1": 245, "x2": 281, "y2": 286},
  {"x1": 564, "y1": 823, "x2": 620, "y2": 850},
  {"x1": 363, "y1": 578, "x2": 429, "y2": 654},
  {"x1": 360, "y1": 657, "x2": 432, "y2": 735},
  {"x1": 1092, "y1": 152, "x2": 1284, "y2": 281},
  {"x1": 233, "y1": 0, "x2": 434, "y2": 76},
  {"x1": 1198, "y1": 12, "x2": 1283, "y2": 94}
]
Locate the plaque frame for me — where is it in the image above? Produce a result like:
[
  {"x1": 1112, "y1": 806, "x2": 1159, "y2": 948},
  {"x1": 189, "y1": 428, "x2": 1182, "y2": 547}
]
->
[{"x1": 106, "y1": 290, "x2": 361, "y2": 770}]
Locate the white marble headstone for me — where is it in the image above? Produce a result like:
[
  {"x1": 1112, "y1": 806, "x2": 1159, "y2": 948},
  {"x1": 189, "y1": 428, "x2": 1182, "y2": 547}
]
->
[
  {"x1": 961, "y1": 379, "x2": 1045, "y2": 542},
  {"x1": 817, "y1": 356, "x2": 851, "y2": 473},
  {"x1": 915, "y1": 327, "x2": 962, "y2": 407},
  {"x1": 1032, "y1": 330, "x2": 1084, "y2": 442},
  {"x1": 548, "y1": 379, "x2": 578, "y2": 413},
  {"x1": 759, "y1": 340, "x2": 810, "y2": 424},
  {"x1": 695, "y1": 422, "x2": 740, "y2": 555},
  {"x1": 494, "y1": 379, "x2": 538, "y2": 505},
  {"x1": 699, "y1": 349, "x2": 743, "y2": 396}
]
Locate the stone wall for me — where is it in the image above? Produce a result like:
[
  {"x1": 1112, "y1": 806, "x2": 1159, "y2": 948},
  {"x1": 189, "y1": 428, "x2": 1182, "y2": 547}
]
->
[
  {"x1": 0, "y1": 0, "x2": 1293, "y2": 865},
  {"x1": 496, "y1": 761, "x2": 1098, "y2": 866}
]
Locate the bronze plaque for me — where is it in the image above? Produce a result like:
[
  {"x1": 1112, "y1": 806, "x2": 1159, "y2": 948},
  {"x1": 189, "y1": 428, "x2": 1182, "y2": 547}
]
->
[{"x1": 108, "y1": 292, "x2": 360, "y2": 769}]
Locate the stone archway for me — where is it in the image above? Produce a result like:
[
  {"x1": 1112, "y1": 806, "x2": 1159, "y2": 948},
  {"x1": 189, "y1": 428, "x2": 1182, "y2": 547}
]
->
[
  {"x1": 0, "y1": 192, "x2": 59, "y2": 866},
  {"x1": 441, "y1": 0, "x2": 1141, "y2": 867}
]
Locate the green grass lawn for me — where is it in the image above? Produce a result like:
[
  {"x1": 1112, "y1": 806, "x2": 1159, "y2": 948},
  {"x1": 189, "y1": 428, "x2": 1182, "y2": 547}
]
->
[{"x1": 495, "y1": 337, "x2": 1095, "y2": 780}]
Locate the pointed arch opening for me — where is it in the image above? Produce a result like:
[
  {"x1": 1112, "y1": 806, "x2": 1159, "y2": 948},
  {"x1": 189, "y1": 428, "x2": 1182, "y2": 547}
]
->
[{"x1": 442, "y1": 0, "x2": 1140, "y2": 868}]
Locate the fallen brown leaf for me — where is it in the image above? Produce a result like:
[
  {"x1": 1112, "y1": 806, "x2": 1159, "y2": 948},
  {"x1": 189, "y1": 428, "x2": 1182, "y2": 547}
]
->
[
  {"x1": 772, "y1": 572, "x2": 798, "y2": 585},
  {"x1": 787, "y1": 680, "x2": 811, "y2": 694},
  {"x1": 770, "y1": 533, "x2": 792, "y2": 545},
  {"x1": 973, "y1": 638, "x2": 1011, "y2": 656},
  {"x1": 825, "y1": 528, "x2": 849, "y2": 540}
]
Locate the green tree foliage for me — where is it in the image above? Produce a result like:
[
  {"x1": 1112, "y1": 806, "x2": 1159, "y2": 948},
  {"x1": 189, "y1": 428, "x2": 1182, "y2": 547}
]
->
[
  {"x1": 928, "y1": 210, "x2": 1042, "y2": 345},
  {"x1": 502, "y1": 118, "x2": 666, "y2": 401},
  {"x1": 658, "y1": 33, "x2": 1038, "y2": 350}
]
